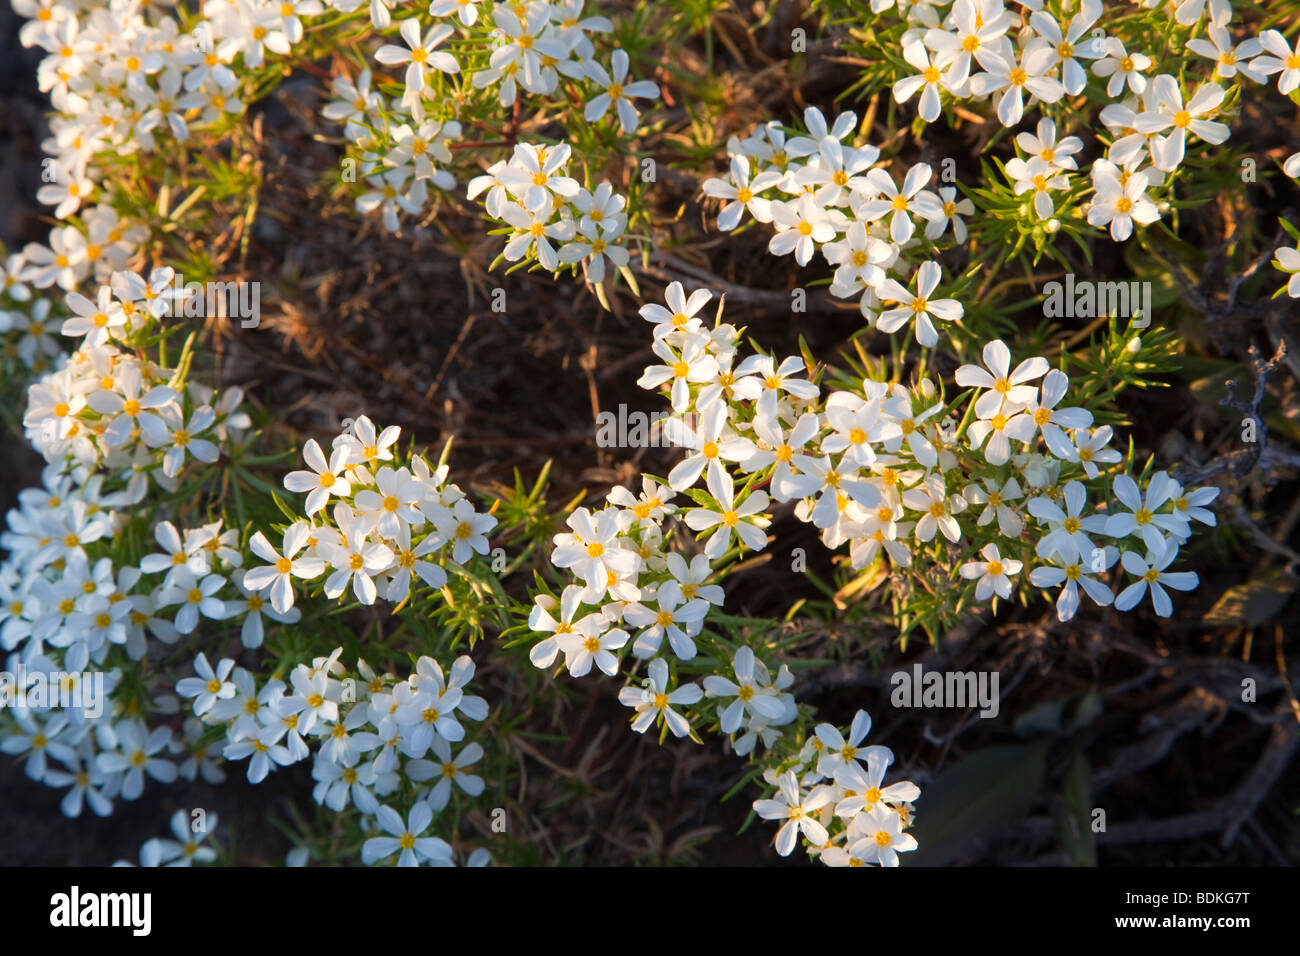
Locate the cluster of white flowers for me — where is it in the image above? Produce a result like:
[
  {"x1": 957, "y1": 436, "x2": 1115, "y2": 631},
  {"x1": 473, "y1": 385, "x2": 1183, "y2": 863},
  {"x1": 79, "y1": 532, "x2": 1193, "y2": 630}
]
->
[
  {"x1": 702, "y1": 106, "x2": 970, "y2": 345},
  {"x1": 12, "y1": 0, "x2": 333, "y2": 313},
  {"x1": 113, "y1": 808, "x2": 220, "y2": 867},
  {"x1": 256, "y1": 415, "x2": 497, "y2": 614},
  {"x1": 874, "y1": 0, "x2": 1300, "y2": 290},
  {"x1": 753, "y1": 709, "x2": 921, "y2": 866},
  {"x1": 468, "y1": 142, "x2": 634, "y2": 284},
  {"x1": 634, "y1": 283, "x2": 1221, "y2": 624},
  {"x1": 17, "y1": 270, "x2": 250, "y2": 496},
  {"x1": 178, "y1": 647, "x2": 491, "y2": 866},
  {"x1": 525, "y1": 278, "x2": 1222, "y2": 818},
  {"x1": 317, "y1": 1, "x2": 658, "y2": 238}
]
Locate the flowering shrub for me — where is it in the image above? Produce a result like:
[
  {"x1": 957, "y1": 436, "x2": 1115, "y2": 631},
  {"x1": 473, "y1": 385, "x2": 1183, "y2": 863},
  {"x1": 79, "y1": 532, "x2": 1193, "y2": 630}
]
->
[{"x1": 2, "y1": 0, "x2": 1298, "y2": 868}]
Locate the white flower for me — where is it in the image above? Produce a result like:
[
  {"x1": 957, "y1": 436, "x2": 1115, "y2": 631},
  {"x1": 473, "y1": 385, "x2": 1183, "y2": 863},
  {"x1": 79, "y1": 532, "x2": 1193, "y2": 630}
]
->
[
  {"x1": 1185, "y1": 24, "x2": 1263, "y2": 82},
  {"x1": 969, "y1": 45, "x2": 1064, "y2": 128},
  {"x1": 354, "y1": 465, "x2": 423, "y2": 538},
  {"x1": 1024, "y1": 368, "x2": 1093, "y2": 456},
  {"x1": 583, "y1": 49, "x2": 658, "y2": 134},
  {"x1": 664, "y1": 552, "x2": 725, "y2": 606},
  {"x1": 1029, "y1": 549, "x2": 1116, "y2": 622},
  {"x1": 1088, "y1": 160, "x2": 1160, "y2": 241},
  {"x1": 322, "y1": 68, "x2": 381, "y2": 128},
  {"x1": 665, "y1": 399, "x2": 752, "y2": 491},
  {"x1": 922, "y1": 0, "x2": 1013, "y2": 88},
  {"x1": 153, "y1": 808, "x2": 219, "y2": 866},
  {"x1": 243, "y1": 524, "x2": 327, "y2": 614},
  {"x1": 960, "y1": 542, "x2": 1022, "y2": 600},
  {"x1": 964, "y1": 475, "x2": 1025, "y2": 536},
  {"x1": 824, "y1": 221, "x2": 893, "y2": 295},
  {"x1": 499, "y1": 142, "x2": 580, "y2": 214},
  {"x1": 1114, "y1": 543, "x2": 1198, "y2": 617},
  {"x1": 284, "y1": 439, "x2": 352, "y2": 515},
  {"x1": 1029, "y1": 481, "x2": 1108, "y2": 563},
  {"x1": 1273, "y1": 246, "x2": 1300, "y2": 298},
  {"x1": 731, "y1": 353, "x2": 820, "y2": 421},
  {"x1": 927, "y1": 186, "x2": 975, "y2": 241},
  {"x1": 1135, "y1": 76, "x2": 1228, "y2": 172},
  {"x1": 814, "y1": 709, "x2": 875, "y2": 777},
  {"x1": 1004, "y1": 157, "x2": 1069, "y2": 220},
  {"x1": 702, "y1": 646, "x2": 787, "y2": 734},
  {"x1": 894, "y1": 35, "x2": 962, "y2": 122},
  {"x1": 408, "y1": 739, "x2": 485, "y2": 809},
  {"x1": 150, "y1": 406, "x2": 220, "y2": 478},
  {"x1": 227, "y1": 569, "x2": 301, "y2": 648},
  {"x1": 434, "y1": 498, "x2": 495, "y2": 564},
  {"x1": 901, "y1": 474, "x2": 964, "y2": 543},
  {"x1": 338, "y1": 414, "x2": 400, "y2": 469},
  {"x1": 639, "y1": 280, "x2": 714, "y2": 340},
  {"x1": 833, "y1": 752, "x2": 920, "y2": 818},
  {"x1": 1105, "y1": 472, "x2": 1182, "y2": 552},
  {"x1": 96, "y1": 720, "x2": 176, "y2": 800},
  {"x1": 1252, "y1": 29, "x2": 1300, "y2": 96},
  {"x1": 356, "y1": 168, "x2": 427, "y2": 232},
  {"x1": 956, "y1": 339, "x2": 1049, "y2": 418},
  {"x1": 1028, "y1": 0, "x2": 1103, "y2": 96},
  {"x1": 374, "y1": 18, "x2": 457, "y2": 97},
  {"x1": 430, "y1": 0, "x2": 481, "y2": 25},
  {"x1": 139, "y1": 519, "x2": 210, "y2": 588},
  {"x1": 617, "y1": 657, "x2": 702, "y2": 737},
  {"x1": 528, "y1": 586, "x2": 603, "y2": 668},
  {"x1": 856, "y1": 163, "x2": 943, "y2": 244},
  {"x1": 61, "y1": 285, "x2": 125, "y2": 346},
  {"x1": 362, "y1": 803, "x2": 452, "y2": 867},
  {"x1": 874, "y1": 260, "x2": 962, "y2": 347},
  {"x1": 624, "y1": 582, "x2": 710, "y2": 660},
  {"x1": 322, "y1": 504, "x2": 394, "y2": 605},
  {"x1": 158, "y1": 569, "x2": 228, "y2": 635},
  {"x1": 684, "y1": 467, "x2": 770, "y2": 559},
  {"x1": 768, "y1": 194, "x2": 837, "y2": 266},
  {"x1": 1068, "y1": 425, "x2": 1123, "y2": 478},
  {"x1": 753, "y1": 770, "x2": 832, "y2": 856},
  {"x1": 1091, "y1": 37, "x2": 1150, "y2": 96},
  {"x1": 703, "y1": 155, "x2": 781, "y2": 231},
  {"x1": 849, "y1": 803, "x2": 917, "y2": 866},
  {"x1": 550, "y1": 507, "x2": 636, "y2": 591},
  {"x1": 556, "y1": 219, "x2": 630, "y2": 284},
  {"x1": 1015, "y1": 115, "x2": 1084, "y2": 169},
  {"x1": 1167, "y1": 480, "x2": 1220, "y2": 537},
  {"x1": 556, "y1": 624, "x2": 629, "y2": 677}
]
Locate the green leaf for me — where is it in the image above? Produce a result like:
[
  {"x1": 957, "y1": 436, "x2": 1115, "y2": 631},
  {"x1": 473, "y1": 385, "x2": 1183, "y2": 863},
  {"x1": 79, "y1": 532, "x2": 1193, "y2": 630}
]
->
[
  {"x1": 908, "y1": 742, "x2": 1049, "y2": 866},
  {"x1": 1202, "y1": 570, "x2": 1297, "y2": 629},
  {"x1": 1058, "y1": 753, "x2": 1097, "y2": 867}
]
